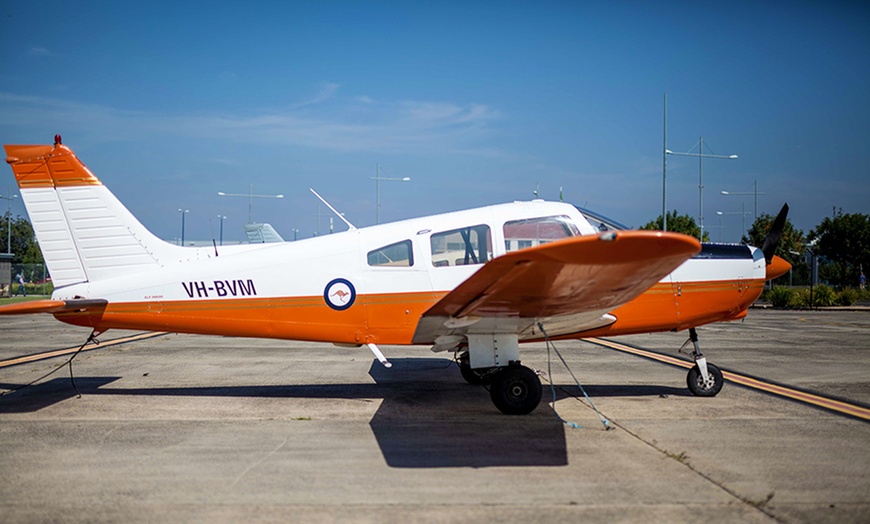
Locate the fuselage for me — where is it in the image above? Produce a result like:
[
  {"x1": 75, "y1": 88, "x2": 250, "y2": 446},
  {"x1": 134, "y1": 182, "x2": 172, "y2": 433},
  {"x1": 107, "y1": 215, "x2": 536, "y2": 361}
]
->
[{"x1": 50, "y1": 200, "x2": 767, "y2": 344}]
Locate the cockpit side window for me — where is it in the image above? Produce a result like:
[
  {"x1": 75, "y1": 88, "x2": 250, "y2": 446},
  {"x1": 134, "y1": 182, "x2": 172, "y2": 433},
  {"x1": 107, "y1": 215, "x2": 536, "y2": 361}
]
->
[
  {"x1": 368, "y1": 240, "x2": 414, "y2": 267},
  {"x1": 430, "y1": 225, "x2": 492, "y2": 267},
  {"x1": 503, "y1": 215, "x2": 579, "y2": 252}
]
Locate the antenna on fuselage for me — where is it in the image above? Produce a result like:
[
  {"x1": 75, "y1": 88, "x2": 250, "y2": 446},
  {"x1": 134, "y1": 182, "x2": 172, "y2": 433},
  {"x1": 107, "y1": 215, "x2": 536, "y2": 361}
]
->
[{"x1": 309, "y1": 188, "x2": 357, "y2": 230}]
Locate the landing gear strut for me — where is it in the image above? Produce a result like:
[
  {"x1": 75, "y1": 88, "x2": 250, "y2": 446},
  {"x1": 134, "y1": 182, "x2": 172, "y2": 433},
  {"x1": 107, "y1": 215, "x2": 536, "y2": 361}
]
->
[
  {"x1": 457, "y1": 351, "x2": 491, "y2": 385},
  {"x1": 684, "y1": 328, "x2": 724, "y2": 397}
]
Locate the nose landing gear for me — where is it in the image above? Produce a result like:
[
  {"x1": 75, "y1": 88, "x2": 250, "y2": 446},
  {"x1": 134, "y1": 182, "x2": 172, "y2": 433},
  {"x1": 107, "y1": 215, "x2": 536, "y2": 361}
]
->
[{"x1": 683, "y1": 328, "x2": 724, "y2": 397}]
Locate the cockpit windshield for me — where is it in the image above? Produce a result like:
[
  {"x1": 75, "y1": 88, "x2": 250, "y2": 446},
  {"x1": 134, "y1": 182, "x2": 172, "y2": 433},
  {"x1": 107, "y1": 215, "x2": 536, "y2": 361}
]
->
[{"x1": 573, "y1": 205, "x2": 629, "y2": 232}]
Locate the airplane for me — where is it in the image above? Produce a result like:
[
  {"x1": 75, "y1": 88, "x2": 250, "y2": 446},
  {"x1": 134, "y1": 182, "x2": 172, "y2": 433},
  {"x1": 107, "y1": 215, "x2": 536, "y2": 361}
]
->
[
  {"x1": 244, "y1": 222, "x2": 285, "y2": 243},
  {"x1": 1, "y1": 136, "x2": 791, "y2": 415}
]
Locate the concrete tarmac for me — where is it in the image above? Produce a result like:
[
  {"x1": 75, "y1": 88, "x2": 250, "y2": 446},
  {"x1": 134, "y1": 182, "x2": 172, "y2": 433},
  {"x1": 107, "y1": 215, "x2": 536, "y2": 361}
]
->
[{"x1": 1, "y1": 309, "x2": 868, "y2": 523}]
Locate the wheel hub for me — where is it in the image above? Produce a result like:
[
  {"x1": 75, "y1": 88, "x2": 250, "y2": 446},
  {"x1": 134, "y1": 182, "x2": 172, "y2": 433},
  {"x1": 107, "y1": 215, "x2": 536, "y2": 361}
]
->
[{"x1": 509, "y1": 383, "x2": 526, "y2": 398}]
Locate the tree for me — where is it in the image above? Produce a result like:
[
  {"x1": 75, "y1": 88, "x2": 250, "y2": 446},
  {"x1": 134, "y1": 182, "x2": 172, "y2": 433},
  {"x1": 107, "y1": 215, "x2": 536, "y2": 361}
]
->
[
  {"x1": 640, "y1": 210, "x2": 710, "y2": 242},
  {"x1": 743, "y1": 211, "x2": 808, "y2": 285},
  {"x1": 0, "y1": 212, "x2": 44, "y2": 265},
  {"x1": 808, "y1": 210, "x2": 870, "y2": 288}
]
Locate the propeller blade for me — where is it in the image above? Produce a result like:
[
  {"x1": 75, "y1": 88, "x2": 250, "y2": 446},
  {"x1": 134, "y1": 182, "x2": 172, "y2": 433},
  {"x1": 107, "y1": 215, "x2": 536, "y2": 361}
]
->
[{"x1": 761, "y1": 203, "x2": 789, "y2": 264}]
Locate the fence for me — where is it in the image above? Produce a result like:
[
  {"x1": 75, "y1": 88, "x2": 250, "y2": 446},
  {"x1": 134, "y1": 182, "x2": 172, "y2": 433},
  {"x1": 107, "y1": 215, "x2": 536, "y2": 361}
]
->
[{"x1": 6, "y1": 264, "x2": 52, "y2": 297}]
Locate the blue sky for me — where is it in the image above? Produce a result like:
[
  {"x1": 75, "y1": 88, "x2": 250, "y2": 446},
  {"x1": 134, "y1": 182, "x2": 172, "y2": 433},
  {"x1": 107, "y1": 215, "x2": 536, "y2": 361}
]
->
[{"x1": 1, "y1": 1, "x2": 868, "y2": 244}]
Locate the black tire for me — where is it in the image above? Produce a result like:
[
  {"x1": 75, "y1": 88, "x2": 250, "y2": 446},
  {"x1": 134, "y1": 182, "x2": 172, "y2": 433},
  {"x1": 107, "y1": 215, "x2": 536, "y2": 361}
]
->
[
  {"x1": 489, "y1": 365, "x2": 542, "y2": 415},
  {"x1": 687, "y1": 363, "x2": 724, "y2": 397}
]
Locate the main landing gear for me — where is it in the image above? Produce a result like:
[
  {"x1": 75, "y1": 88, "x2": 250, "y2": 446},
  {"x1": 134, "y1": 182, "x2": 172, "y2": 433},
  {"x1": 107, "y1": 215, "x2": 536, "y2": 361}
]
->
[
  {"x1": 683, "y1": 327, "x2": 724, "y2": 397},
  {"x1": 489, "y1": 364, "x2": 542, "y2": 415},
  {"x1": 456, "y1": 336, "x2": 543, "y2": 415}
]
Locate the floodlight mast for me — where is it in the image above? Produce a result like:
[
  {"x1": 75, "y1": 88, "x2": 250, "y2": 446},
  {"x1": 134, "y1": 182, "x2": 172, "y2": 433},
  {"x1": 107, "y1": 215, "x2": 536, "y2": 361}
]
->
[
  {"x1": 665, "y1": 137, "x2": 738, "y2": 241},
  {"x1": 370, "y1": 163, "x2": 410, "y2": 225},
  {"x1": 218, "y1": 184, "x2": 284, "y2": 223},
  {"x1": 721, "y1": 179, "x2": 765, "y2": 219},
  {"x1": 0, "y1": 190, "x2": 18, "y2": 254}
]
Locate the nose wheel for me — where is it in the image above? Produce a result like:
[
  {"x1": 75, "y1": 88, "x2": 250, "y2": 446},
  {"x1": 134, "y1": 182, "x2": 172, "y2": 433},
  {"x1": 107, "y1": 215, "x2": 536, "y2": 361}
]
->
[{"x1": 687, "y1": 362, "x2": 723, "y2": 396}]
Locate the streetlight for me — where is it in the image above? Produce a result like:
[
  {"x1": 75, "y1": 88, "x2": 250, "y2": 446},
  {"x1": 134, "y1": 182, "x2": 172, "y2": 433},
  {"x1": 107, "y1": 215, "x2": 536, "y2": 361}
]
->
[
  {"x1": 217, "y1": 215, "x2": 227, "y2": 246},
  {"x1": 178, "y1": 209, "x2": 189, "y2": 246},
  {"x1": 370, "y1": 163, "x2": 410, "y2": 224},
  {"x1": 291, "y1": 228, "x2": 299, "y2": 241},
  {"x1": 662, "y1": 93, "x2": 668, "y2": 231},
  {"x1": 716, "y1": 202, "x2": 752, "y2": 243},
  {"x1": 218, "y1": 184, "x2": 284, "y2": 223},
  {"x1": 0, "y1": 190, "x2": 18, "y2": 254},
  {"x1": 721, "y1": 179, "x2": 765, "y2": 219},
  {"x1": 666, "y1": 136, "x2": 738, "y2": 240}
]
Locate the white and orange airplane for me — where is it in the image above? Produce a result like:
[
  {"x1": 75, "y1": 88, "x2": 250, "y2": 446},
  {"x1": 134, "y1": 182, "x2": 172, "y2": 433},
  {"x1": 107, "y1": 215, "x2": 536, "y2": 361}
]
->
[{"x1": 1, "y1": 136, "x2": 791, "y2": 415}]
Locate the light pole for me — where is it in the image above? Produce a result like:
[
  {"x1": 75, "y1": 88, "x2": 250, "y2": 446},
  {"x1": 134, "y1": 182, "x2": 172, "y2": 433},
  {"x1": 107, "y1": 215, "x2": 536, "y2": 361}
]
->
[
  {"x1": 666, "y1": 137, "x2": 737, "y2": 240},
  {"x1": 370, "y1": 163, "x2": 410, "y2": 224},
  {"x1": 218, "y1": 184, "x2": 284, "y2": 223},
  {"x1": 662, "y1": 93, "x2": 668, "y2": 231},
  {"x1": 178, "y1": 209, "x2": 188, "y2": 246},
  {"x1": 291, "y1": 228, "x2": 299, "y2": 241},
  {"x1": 217, "y1": 215, "x2": 226, "y2": 246},
  {"x1": 0, "y1": 190, "x2": 18, "y2": 254},
  {"x1": 716, "y1": 202, "x2": 751, "y2": 243},
  {"x1": 721, "y1": 179, "x2": 765, "y2": 219}
]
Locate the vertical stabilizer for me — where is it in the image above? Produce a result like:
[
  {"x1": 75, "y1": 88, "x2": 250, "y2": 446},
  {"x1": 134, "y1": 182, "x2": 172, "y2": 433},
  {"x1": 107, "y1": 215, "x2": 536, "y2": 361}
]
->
[{"x1": 4, "y1": 139, "x2": 184, "y2": 287}]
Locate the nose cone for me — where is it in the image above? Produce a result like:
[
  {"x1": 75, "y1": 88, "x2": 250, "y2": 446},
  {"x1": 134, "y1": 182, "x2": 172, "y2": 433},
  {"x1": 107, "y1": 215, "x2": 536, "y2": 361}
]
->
[{"x1": 766, "y1": 255, "x2": 791, "y2": 281}]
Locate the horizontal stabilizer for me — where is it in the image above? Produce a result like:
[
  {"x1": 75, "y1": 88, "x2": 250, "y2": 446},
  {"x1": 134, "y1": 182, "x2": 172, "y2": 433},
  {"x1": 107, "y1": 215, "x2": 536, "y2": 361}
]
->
[{"x1": 0, "y1": 298, "x2": 108, "y2": 316}]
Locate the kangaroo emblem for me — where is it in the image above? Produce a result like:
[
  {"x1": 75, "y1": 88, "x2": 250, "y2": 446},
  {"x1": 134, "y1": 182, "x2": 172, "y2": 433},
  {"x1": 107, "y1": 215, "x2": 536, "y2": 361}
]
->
[{"x1": 330, "y1": 289, "x2": 350, "y2": 303}]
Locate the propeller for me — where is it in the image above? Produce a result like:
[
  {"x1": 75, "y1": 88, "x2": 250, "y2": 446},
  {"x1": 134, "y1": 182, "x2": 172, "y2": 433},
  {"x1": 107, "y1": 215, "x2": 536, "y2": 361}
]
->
[{"x1": 761, "y1": 203, "x2": 789, "y2": 264}]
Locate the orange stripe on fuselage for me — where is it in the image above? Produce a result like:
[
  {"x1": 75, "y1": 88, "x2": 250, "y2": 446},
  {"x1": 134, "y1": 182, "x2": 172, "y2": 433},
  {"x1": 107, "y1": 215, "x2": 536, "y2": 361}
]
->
[
  {"x1": 54, "y1": 291, "x2": 448, "y2": 345},
  {"x1": 51, "y1": 279, "x2": 762, "y2": 345},
  {"x1": 571, "y1": 279, "x2": 764, "y2": 338}
]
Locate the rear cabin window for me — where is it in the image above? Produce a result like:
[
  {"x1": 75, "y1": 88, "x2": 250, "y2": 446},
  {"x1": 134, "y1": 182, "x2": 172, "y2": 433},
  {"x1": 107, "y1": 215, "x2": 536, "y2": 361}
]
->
[
  {"x1": 368, "y1": 240, "x2": 414, "y2": 267},
  {"x1": 503, "y1": 216, "x2": 579, "y2": 252},
  {"x1": 430, "y1": 225, "x2": 492, "y2": 267}
]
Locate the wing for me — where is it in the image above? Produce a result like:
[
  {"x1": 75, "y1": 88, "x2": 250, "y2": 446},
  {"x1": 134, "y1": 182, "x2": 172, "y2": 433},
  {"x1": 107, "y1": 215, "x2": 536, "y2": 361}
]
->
[{"x1": 413, "y1": 230, "x2": 700, "y2": 344}]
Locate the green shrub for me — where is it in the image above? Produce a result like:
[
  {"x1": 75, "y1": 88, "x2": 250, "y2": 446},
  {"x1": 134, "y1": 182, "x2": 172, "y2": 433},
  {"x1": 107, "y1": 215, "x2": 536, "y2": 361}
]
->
[
  {"x1": 766, "y1": 286, "x2": 794, "y2": 308},
  {"x1": 791, "y1": 288, "x2": 812, "y2": 308},
  {"x1": 837, "y1": 288, "x2": 858, "y2": 306},
  {"x1": 812, "y1": 284, "x2": 836, "y2": 307},
  {"x1": 790, "y1": 285, "x2": 838, "y2": 308}
]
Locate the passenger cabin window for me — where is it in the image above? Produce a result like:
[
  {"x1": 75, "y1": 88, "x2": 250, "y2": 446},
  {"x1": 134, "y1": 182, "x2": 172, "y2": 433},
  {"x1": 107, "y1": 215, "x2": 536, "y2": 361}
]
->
[
  {"x1": 431, "y1": 225, "x2": 492, "y2": 267},
  {"x1": 368, "y1": 240, "x2": 414, "y2": 267},
  {"x1": 503, "y1": 216, "x2": 579, "y2": 252}
]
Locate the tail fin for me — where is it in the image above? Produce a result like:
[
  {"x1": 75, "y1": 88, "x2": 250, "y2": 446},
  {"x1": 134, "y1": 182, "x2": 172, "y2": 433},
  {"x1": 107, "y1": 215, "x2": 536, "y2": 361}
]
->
[{"x1": 4, "y1": 138, "x2": 184, "y2": 288}]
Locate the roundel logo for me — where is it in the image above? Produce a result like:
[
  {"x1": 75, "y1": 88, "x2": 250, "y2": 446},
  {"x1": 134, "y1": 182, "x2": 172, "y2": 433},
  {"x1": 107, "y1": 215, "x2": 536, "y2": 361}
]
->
[{"x1": 324, "y1": 278, "x2": 356, "y2": 311}]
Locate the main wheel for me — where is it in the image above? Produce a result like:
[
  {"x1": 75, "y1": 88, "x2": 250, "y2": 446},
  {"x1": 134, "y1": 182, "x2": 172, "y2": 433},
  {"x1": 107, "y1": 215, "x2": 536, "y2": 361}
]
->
[
  {"x1": 687, "y1": 363, "x2": 724, "y2": 397},
  {"x1": 489, "y1": 365, "x2": 542, "y2": 415}
]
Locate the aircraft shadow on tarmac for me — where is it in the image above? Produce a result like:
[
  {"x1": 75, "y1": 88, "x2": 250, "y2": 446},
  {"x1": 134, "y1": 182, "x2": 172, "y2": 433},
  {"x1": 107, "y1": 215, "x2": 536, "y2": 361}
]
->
[{"x1": 0, "y1": 358, "x2": 688, "y2": 469}]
